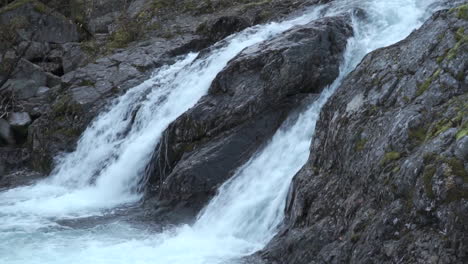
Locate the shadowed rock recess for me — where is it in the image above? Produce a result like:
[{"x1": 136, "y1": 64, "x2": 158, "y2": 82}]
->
[
  {"x1": 257, "y1": 7, "x2": 468, "y2": 264},
  {"x1": 145, "y1": 16, "x2": 353, "y2": 214}
]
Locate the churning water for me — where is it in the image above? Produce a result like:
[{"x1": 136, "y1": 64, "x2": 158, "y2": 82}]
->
[{"x1": 0, "y1": 0, "x2": 440, "y2": 263}]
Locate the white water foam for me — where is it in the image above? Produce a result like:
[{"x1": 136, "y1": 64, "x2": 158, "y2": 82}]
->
[{"x1": 0, "y1": 0, "x2": 438, "y2": 263}]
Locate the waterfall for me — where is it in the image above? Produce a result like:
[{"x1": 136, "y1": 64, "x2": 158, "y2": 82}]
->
[
  {"x1": 0, "y1": 0, "x2": 439, "y2": 263},
  {"x1": 0, "y1": 7, "x2": 323, "y2": 222}
]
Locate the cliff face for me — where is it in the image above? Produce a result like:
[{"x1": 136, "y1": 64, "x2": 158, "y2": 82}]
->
[{"x1": 259, "y1": 6, "x2": 467, "y2": 264}]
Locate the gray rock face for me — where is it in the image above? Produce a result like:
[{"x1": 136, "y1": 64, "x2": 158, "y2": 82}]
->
[
  {"x1": 145, "y1": 16, "x2": 353, "y2": 214},
  {"x1": 259, "y1": 8, "x2": 467, "y2": 264}
]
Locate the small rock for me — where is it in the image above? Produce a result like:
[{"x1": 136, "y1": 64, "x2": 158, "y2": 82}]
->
[
  {"x1": 8, "y1": 112, "x2": 32, "y2": 135},
  {"x1": 36, "y1": 86, "x2": 50, "y2": 97},
  {"x1": 0, "y1": 119, "x2": 15, "y2": 145}
]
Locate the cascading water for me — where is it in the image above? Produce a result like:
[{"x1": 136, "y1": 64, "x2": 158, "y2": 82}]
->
[
  {"x1": 0, "y1": 7, "x2": 323, "y2": 222},
  {"x1": 0, "y1": 0, "x2": 440, "y2": 263}
]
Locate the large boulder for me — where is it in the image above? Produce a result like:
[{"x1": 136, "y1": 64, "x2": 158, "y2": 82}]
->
[
  {"x1": 0, "y1": 0, "x2": 79, "y2": 44},
  {"x1": 1, "y1": 79, "x2": 39, "y2": 100},
  {"x1": 260, "y1": 7, "x2": 467, "y2": 264},
  {"x1": 145, "y1": 15, "x2": 353, "y2": 215}
]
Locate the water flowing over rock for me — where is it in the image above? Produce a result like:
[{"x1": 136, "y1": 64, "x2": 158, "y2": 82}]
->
[
  {"x1": 146, "y1": 15, "x2": 353, "y2": 214},
  {"x1": 259, "y1": 7, "x2": 468, "y2": 264}
]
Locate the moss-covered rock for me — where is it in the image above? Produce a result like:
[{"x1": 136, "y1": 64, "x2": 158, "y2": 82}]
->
[{"x1": 451, "y1": 4, "x2": 468, "y2": 20}]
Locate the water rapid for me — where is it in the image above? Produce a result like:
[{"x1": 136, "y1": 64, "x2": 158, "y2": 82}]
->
[{"x1": 0, "y1": 0, "x2": 440, "y2": 263}]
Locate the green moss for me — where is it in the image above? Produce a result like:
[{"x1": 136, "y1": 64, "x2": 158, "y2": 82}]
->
[
  {"x1": 416, "y1": 69, "x2": 441, "y2": 97},
  {"x1": 456, "y1": 27, "x2": 466, "y2": 41},
  {"x1": 51, "y1": 95, "x2": 69, "y2": 115},
  {"x1": 447, "y1": 32, "x2": 468, "y2": 60},
  {"x1": 355, "y1": 138, "x2": 368, "y2": 151},
  {"x1": 151, "y1": 0, "x2": 176, "y2": 10},
  {"x1": 257, "y1": 10, "x2": 273, "y2": 22},
  {"x1": 447, "y1": 158, "x2": 468, "y2": 181},
  {"x1": 456, "y1": 122, "x2": 468, "y2": 140},
  {"x1": 423, "y1": 165, "x2": 436, "y2": 199},
  {"x1": 182, "y1": 0, "x2": 197, "y2": 11},
  {"x1": 0, "y1": 0, "x2": 68, "y2": 21},
  {"x1": 0, "y1": 15, "x2": 28, "y2": 50},
  {"x1": 437, "y1": 26, "x2": 467, "y2": 64},
  {"x1": 55, "y1": 127, "x2": 81, "y2": 137},
  {"x1": 437, "y1": 32, "x2": 446, "y2": 41},
  {"x1": 108, "y1": 29, "x2": 135, "y2": 49},
  {"x1": 51, "y1": 94, "x2": 81, "y2": 117},
  {"x1": 77, "y1": 80, "x2": 95, "y2": 87},
  {"x1": 1, "y1": 0, "x2": 49, "y2": 15},
  {"x1": 429, "y1": 119, "x2": 453, "y2": 138},
  {"x1": 0, "y1": 0, "x2": 32, "y2": 14},
  {"x1": 409, "y1": 127, "x2": 427, "y2": 143},
  {"x1": 421, "y1": 154, "x2": 468, "y2": 202},
  {"x1": 147, "y1": 22, "x2": 161, "y2": 31},
  {"x1": 382, "y1": 152, "x2": 401, "y2": 165},
  {"x1": 436, "y1": 55, "x2": 445, "y2": 64},
  {"x1": 350, "y1": 233, "x2": 361, "y2": 243},
  {"x1": 368, "y1": 105, "x2": 379, "y2": 115},
  {"x1": 32, "y1": 0, "x2": 48, "y2": 13},
  {"x1": 106, "y1": 7, "x2": 149, "y2": 51},
  {"x1": 243, "y1": 0, "x2": 271, "y2": 8},
  {"x1": 444, "y1": 157, "x2": 468, "y2": 202},
  {"x1": 80, "y1": 40, "x2": 99, "y2": 56},
  {"x1": 161, "y1": 31, "x2": 175, "y2": 39},
  {"x1": 372, "y1": 75, "x2": 381, "y2": 86},
  {"x1": 70, "y1": 0, "x2": 86, "y2": 25},
  {"x1": 451, "y1": 4, "x2": 468, "y2": 20},
  {"x1": 426, "y1": 97, "x2": 468, "y2": 140},
  {"x1": 423, "y1": 152, "x2": 439, "y2": 164}
]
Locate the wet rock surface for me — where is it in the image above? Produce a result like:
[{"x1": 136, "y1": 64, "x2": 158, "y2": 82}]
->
[
  {"x1": 258, "y1": 7, "x2": 467, "y2": 264},
  {"x1": 146, "y1": 15, "x2": 353, "y2": 215}
]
